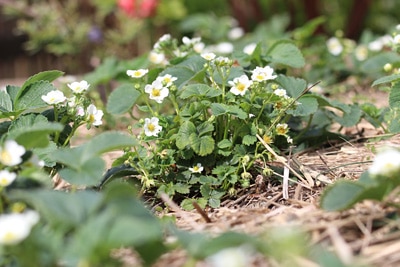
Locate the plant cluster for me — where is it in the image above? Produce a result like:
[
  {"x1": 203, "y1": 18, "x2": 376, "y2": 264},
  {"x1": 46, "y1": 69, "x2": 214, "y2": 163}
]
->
[{"x1": 321, "y1": 26, "x2": 400, "y2": 211}]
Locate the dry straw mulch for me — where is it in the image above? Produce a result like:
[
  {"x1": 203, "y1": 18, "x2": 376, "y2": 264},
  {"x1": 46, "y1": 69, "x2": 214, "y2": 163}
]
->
[{"x1": 151, "y1": 133, "x2": 400, "y2": 267}]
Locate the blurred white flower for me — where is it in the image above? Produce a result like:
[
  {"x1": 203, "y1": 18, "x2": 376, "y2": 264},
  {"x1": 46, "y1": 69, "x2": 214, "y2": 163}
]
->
[
  {"x1": 0, "y1": 170, "x2": 17, "y2": 187},
  {"x1": 156, "y1": 74, "x2": 177, "y2": 87},
  {"x1": 68, "y1": 80, "x2": 90, "y2": 94},
  {"x1": 228, "y1": 27, "x2": 244, "y2": 40},
  {"x1": 216, "y1": 42, "x2": 234, "y2": 54},
  {"x1": 145, "y1": 80, "x2": 169, "y2": 103},
  {"x1": 368, "y1": 35, "x2": 392, "y2": 51},
  {"x1": 369, "y1": 148, "x2": 400, "y2": 177},
  {"x1": 243, "y1": 43, "x2": 257, "y2": 55},
  {"x1": 0, "y1": 140, "x2": 26, "y2": 166},
  {"x1": 229, "y1": 75, "x2": 253, "y2": 96},
  {"x1": 149, "y1": 51, "x2": 166, "y2": 65},
  {"x1": 206, "y1": 246, "x2": 253, "y2": 267},
  {"x1": 86, "y1": 104, "x2": 103, "y2": 126},
  {"x1": 189, "y1": 163, "x2": 203, "y2": 173},
  {"x1": 144, "y1": 117, "x2": 162, "y2": 137},
  {"x1": 355, "y1": 45, "x2": 368, "y2": 61},
  {"x1": 276, "y1": 123, "x2": 289, "y2": 135},
  {"x1": 201, "y1": 52, "x2": 216, "y2": 61},
  {"x1": 127, "y1": 69, "x2": 148, "y2": 78},
  {"x1": 41, "y1": 90, "x2": 66, "y2": 105},
  {"x1": 251, "y1": 66, "x2": 277, "y2": 82},
  {"x1": 327, "y1": 37, "x2": 343, "y2": 56},
  {"x1": 0, "y1": 210, "x2": 39, "y2": 245},
  {"x1": 274, "y1": 88, "x2": 288, "y2": 98},
  {"x1": 182, "y1": 36, "x2": 205, "y2": 53}
]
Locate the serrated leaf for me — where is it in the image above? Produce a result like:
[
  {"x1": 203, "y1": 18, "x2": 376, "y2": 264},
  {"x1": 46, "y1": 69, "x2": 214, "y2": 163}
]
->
[
  {"x1": 217, "y1": 139, "x2": 232, "y2": 149},
  {"x1": 210, "y1": 103, "x2": 247, "y2": 119},
  {"x1": 15, "y1": 81, "x2": 59, "y2": 111},
  {"x1": 329, "y1": 104, "x2": 362, "y2": 127},
  {"x1": 242, "y1": 135, "x2": 257, "y2": 146},
  {"x1": 287, "y1": 95, "x2": 319, "y2": 116},
  {"x1": 275, "y1": 75, "x2": 307, "y2": 98},
  {"x1": 372, "y1": 73, "x2": 400, "y2": 87},
  {"x1": 176, "y1": 121, "x2": 196, "y2": 149},
  {"x1": 197, "y1": 121, "x2": 214, "y2": 136},
  {"x1": 190, "y1": 134, "x2": 215, "y2": 156},
  {"x1": 19, "y1": 70, "x2": 64, "y2": 95},
  {"x1": 320, "y1": 181, "x2": 365, "y2": 211},
  {"x1": 173, "y1": 183, "x2": 191, "y2": 194},
  {"x1": 0, "y1": 90, "x2": 13, "y2": 112},
  {"x1": 179, "y1": 84, "x2": 221, "y2": 99},
  {"x1": 7, "y1": 114, "x2": 63, "y2": 148},
  {"x1": 106, "y1": 84, "x2": 141, "y2": 115},
  {"x1": 389, "y1": 82, "x2": 400, "y2": 108},
  {"x1": 267, "y1": 40, "x2": 305, "y2": 68}
]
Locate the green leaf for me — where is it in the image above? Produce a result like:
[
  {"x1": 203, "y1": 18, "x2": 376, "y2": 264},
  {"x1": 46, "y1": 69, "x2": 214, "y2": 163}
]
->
[
  {"x1": 210, "y1": 103, "x2": 247, "y2": 119},
  {"x1": 320, "y1": 181, "x2": 365, "y2": 211},
  {"x1": 217, "y1": 139, "x2": 232, "y2": 149},
  {"x1": 106, "y1": 84, "x2": 141, "y2": 115},
  {"x1": 181, "y1": 198, "x2": 208, "y2": 211},
  {"x1": 362, "y1": 52, "x2": 400, "y2": 74},
  {"x1": 389, "y1": 82, "x2": 400, "y2": 108},
  {"x1": 173, "y1": 183, "x2": 191, "y2": 194},
  {"x1": 329, "y1": 104, "x2": 362, "y2": 127},
  {"x1": 275, "y1": 75, "x2": 307, "y2": 98},
  {"x1": 372, "y1": 73, "x2": 400, "y2": 87},
  {"x1": 10, "y1": 189, "x2": 102, "y2": 230},
  {"x1": 159, "y1": 66, "x2": 195, "y2": 88},
  {"x1": 58, "y1": 156, "x2": 105, "y2": 186},
  {"x1": 242, "y1": 135, "x2": 257, "y2": 146},
  {"x1": 287, "y1": 95, "x2": 319, "y2": 116},
  {"x1": 190, "y1": 134, "x2": 215, "y2": 156},
  {"x1": 0, "y1": 90, "x2": 13, "y2": 112},
  {"x1": 292, "y1": 16, "x2": 326, "y2": 40},
  {"x1": 179, "y1": 84, "x2": 222, "y2": 99},
  {"x1": 176, "y1": 121, "x2": 196, "y2": 150},
  {"x1": 81, "y1": 131, "x2": 138, "y2": 162},
  {"x1": 83, "y1": 57, "x2": 122, "y2": 86},
  {"x1": 197, "y1": 121, "x2": 214, "y2": 136},
  {"x1": 16, "y1": 70, "x2": 63, "y2": 103},
  {"x1": 15, "y1": 81, "x2": 59, "y2": 111},
  {"x1": 267, "y1": 40, "x2": 305, "y2": 68},
  {"x1": 52, "y1": 146, "x2": 84, "y2": 169},
  {"x1": 7, "y1": 114, "x2": 63, "y2": 148}
]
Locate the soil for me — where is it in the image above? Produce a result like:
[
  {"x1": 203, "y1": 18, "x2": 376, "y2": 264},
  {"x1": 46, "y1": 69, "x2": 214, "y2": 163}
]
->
[{"x1": 2, "y1": 77, "x2": 399, "y2": 267}]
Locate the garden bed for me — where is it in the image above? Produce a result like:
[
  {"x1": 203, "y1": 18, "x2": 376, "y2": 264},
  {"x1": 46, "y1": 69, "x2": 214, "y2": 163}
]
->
[{"x1": 151, "y1": 132, "x2": 400, "y2": 267}]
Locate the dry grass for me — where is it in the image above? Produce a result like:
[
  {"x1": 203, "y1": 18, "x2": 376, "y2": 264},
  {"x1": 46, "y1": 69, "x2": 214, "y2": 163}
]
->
[{"x1": 151, "y1": 133, "x2": 400, "y2": 267}]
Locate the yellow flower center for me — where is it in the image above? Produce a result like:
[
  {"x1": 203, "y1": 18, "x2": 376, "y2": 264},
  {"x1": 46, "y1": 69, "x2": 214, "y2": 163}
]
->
[
  {"x1": 0, "y1": 177, "x2": 8, "y2": 186},
  {"x1": 0, "y1": 151, "x2": 12, "y2": 165},
  {"x1": 263, "y1": 135, "x2": 273, "y2": 144},
  {"x1": 89, "y1": 114, "x2": 95, "y2": 123},
  {"x1": 256, "y1": 74, "x2": 264, "y2": 80},
  {"x1": 147, "y1": 123, "x2": 155, "y2": 132},
  {"x1": 193, "y1": 166, "x2": 199, "y2": 171},
  {"x1": 276, "y1": 126, "x2": 288, "y2": 135},
  {"x1": 237, "y1": 83, "x2": 246, "y2": 92},
  {"x1": 134, "y1": 71, "x2": 141, "y2": 77},
  {"x1": 3, "y1": 231, "x2": 17, "y2": 243},
  {"x1": 152, "y1": 89, "x2": 161, "y2": 97}
]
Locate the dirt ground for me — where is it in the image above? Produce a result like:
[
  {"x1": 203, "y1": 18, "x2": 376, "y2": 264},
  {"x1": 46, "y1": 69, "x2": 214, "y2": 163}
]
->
[{"x1": 2, "y1": 77, "x2": 400, "y2": 266}]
